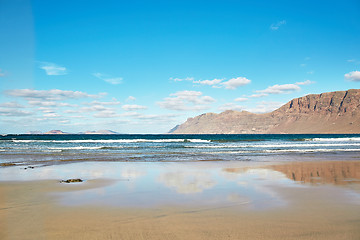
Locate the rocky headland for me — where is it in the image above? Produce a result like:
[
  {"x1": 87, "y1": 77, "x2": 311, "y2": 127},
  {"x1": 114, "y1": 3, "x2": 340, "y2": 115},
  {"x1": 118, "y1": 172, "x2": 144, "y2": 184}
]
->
[{"x1": 170, "y1": 89, "x2": 360, "y2": 134}]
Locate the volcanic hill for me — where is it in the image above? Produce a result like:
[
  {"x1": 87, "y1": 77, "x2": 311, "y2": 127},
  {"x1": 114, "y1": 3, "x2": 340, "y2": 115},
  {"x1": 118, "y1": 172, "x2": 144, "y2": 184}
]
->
[{"x1": 169, "y1": 89, "x2": 360, "y2": 134}]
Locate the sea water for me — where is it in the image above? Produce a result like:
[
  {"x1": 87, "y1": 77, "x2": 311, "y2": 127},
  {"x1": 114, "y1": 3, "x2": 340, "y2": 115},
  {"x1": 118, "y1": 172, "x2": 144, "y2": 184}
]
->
[{"x1": 1, "y1": 134, "x2": 360, "y2": 165}]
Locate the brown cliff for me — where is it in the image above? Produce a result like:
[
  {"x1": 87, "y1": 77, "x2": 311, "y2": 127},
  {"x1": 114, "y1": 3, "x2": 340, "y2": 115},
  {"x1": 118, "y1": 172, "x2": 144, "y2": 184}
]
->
[{"x1": 170, "y1": 89, "x2": 360, "y2": 134}]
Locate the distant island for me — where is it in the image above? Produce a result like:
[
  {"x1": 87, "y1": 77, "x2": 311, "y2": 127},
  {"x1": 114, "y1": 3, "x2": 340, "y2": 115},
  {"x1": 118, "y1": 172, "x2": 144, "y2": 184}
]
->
[
  {"x1": 81, "y1": 130, "x2": 119, "y2": 134},
  {"x1": 45, "y1": 130, "x2": 68, "y2": 134},
  {"x1": 170, "y1": 89, "x2": 360, "y2": 134},
  {"x1": 25, "y1": 130, "x2": 119, "y2": 134}
]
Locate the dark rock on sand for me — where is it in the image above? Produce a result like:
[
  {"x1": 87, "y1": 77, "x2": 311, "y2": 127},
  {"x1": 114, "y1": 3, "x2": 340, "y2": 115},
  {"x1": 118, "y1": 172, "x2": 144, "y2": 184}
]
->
[{"x1": 60, "y1": 178, "x2": 84, "y2": 183}]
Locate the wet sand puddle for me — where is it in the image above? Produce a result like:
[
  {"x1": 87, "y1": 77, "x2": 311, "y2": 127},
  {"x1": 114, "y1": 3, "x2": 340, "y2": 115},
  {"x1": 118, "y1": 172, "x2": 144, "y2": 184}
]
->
[{"x1": 2, "y1": 161, "x2": 358, "y2": 210}]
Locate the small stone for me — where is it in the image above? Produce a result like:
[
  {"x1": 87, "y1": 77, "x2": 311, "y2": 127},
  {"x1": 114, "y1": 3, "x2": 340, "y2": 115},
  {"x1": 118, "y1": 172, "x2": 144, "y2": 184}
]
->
[{"x1": 60, "y1": 178, "x2": 83, "y2": 183}]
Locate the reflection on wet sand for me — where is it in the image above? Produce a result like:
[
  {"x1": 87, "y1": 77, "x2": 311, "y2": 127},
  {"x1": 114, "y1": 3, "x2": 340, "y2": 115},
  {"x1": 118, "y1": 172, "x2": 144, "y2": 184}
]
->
[
  {"x1": 2, "y1": 161, "x2": 360, "y2": 240},
  {"x1": 267, "y1": 161, "x2": 360, "y2": 185},
  {"x1": 157, "y1": 171, "x2": 216, "y2": 194}
]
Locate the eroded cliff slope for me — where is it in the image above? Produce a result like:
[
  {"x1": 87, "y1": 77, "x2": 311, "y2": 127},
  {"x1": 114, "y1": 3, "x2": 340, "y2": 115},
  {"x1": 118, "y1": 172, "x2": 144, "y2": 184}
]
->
[{"x1": 170, "y1": 89, "x2": 360, "y2": 134}]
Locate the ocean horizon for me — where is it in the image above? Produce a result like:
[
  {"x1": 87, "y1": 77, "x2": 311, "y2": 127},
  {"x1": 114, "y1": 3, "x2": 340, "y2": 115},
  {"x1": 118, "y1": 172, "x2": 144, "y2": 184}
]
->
[{"x1": 2, "y1": 133, "x2": 360, "y2": 166}]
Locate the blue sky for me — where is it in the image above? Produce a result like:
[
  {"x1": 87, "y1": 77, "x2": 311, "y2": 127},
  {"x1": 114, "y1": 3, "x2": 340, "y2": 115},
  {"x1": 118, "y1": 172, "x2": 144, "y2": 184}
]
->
[{"x1": 1, "y1": 0, "x2": 360, "y2": 133}]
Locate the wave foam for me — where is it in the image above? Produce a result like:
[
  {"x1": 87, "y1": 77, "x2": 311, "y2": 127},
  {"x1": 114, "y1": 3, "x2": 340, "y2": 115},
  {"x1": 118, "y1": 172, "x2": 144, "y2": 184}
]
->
[
  {"x1": 186, "y1": 143, "x2": 360, "y2": 148},
  {"x1": 11, "y1": 139, "x2": 211, "y2": 143},
  {"x1": 310, "y1": 137, "x2": 360, "y2": 142}
]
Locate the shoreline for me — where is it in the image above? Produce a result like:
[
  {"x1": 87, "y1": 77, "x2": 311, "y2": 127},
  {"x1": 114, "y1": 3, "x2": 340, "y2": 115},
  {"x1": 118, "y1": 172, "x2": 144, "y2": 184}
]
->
[
  {"x1": 1, "y1": 160, "x2": 360, "y2": 239},
  {"x1": 1, "y1": 150, "x2": 360, "y2": 168}
]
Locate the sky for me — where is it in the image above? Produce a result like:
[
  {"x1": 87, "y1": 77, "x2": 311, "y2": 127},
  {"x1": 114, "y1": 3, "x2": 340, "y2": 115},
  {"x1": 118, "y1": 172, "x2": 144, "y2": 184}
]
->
[{"x1": 0, "y1": 0, "x2": 360, "y2": 134}]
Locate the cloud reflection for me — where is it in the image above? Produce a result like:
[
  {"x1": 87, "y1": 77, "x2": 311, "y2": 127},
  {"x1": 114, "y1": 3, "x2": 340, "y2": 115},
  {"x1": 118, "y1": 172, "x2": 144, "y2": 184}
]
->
[
  {"x1": 158, "y1": 171, "x2": 216, "y2": 194},
  {"x1": 121, "y1": 168, "x2": 146, "y2": 179}
]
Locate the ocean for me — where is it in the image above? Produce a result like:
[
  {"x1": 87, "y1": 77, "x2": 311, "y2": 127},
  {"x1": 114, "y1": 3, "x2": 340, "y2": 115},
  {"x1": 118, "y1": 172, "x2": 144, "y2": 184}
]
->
[{"x1": 1, "y1": 134, "x2": 360, "y2": 166}]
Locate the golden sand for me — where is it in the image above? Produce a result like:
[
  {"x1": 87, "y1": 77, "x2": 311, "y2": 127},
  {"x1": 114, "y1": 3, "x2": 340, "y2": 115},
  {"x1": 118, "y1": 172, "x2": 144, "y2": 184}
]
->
[{"x1": 1, "y1": 161, "x2": 360, "y2": 240}]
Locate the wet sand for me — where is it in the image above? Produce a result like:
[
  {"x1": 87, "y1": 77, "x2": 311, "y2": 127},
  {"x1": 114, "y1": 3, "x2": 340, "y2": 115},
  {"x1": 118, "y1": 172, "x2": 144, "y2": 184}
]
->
[{"x1": 1, "y1": 161, "x2": 360, "y2": 240}]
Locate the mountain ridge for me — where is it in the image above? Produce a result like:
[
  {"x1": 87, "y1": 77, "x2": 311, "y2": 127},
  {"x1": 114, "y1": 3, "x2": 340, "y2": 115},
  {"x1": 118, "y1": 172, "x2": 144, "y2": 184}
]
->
[{"x1": 170, "y1": 89, "x2": 360, "y2": 134}]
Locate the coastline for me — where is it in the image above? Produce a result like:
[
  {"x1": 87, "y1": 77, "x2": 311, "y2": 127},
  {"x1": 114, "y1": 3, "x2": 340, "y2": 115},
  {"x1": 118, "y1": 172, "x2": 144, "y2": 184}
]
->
[
  {"x1": 1, "y1": 160, "x2": 360, "y2": 240},
  {"x1": 2, "y1": 133, "x2": 360, "y2": 167}
]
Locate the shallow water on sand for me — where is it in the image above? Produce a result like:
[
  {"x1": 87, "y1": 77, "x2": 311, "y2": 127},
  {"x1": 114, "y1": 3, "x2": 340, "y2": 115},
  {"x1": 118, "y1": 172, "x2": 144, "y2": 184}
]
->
[{"x1": 2, "y1": 161, "x2": 359, "y2": 210}]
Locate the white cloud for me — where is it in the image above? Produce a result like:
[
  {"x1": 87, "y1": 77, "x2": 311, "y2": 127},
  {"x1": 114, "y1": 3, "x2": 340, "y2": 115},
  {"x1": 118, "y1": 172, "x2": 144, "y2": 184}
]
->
[
  {"x1": 270, "y1": 20, "x2": 286, "y2": 30},
  {"x1": 117, "y1": 112, "x2": 178, "y2": 125},
  {"x1": 39, "y1": 108, "x2": 55, "y2": 113},
  {"x1": 59, "y1": 119, "x2": 70, "y2": 124},
  {"x1": 81, "y1": 105, "x2": 110, "y2": 112},
  {"x1": 64, "y1": 110, "x2": 79, "y2": 114},
  {"x1": 245, "y1": 101, "x2": 284, "y2": 113},
  {"x1": 221, "y1": 77, "x2": 251, "y2": 90},
  {"x1": 234, "y1": 97, "x2": 248, "y2": 102},
  {"x1": 120, "y1": 111, "x2": 142, "y2": 118},
  {"x1": 5, "y1": 89, "x2": 103, "y2": 101},
  {"x1": 0, "y1": 108, "x2": 32, "y2": 117},
  {"x1": 79, "y1": 100, "x2": 121, "y2": 118},
  {"x1": 250, "y1": 93, "x2": 268, "y2": 98},
  {"x1": 93, "y1": 73, "x2": 123, "y2": 85},
  {"x1": 93, "y1": 110, "x2": 119, "y2": 118},
  {"x1": 295, "y1": 80, "x2": 314, "y2": 85},
  {"x1": 170, "y1": 77, "x2": 194, "y2": 82},
  {"x1": 122, "y1": 104, "x2": 147, "y2": 111},
  {"x1": 253, "y1": 80, "x2": 314, "y2": 97},
  {"x1": 135, "y1": 113, "x2": 178, "y2": 123},
  {"x1": 28, "y1": 100, "x2": 75, "y2": 108},
  {"x1": 173, "y1": 76, "x2": 251, "y2": 90},
  {"x1": 126, "y1": 96, "x2": 136, "y2": 102},
  {"x1": 28, "y1": 101, "x2": 57, "y2": 107},
  {"x1": 218, "y1": 103, "x2": 243, "y2": 112},
  {"x1": 158, "y1": 90, "x2": 215, "y2": 111},
  {"x1": 344, "y1": 71, "x2": 360, "y2": 81},
  {"x1": 39, "y1": 62, "x2": 67, "y2": 75},
  {"x1": 43, "y1": 113, "x2": 60, "y2": 118},
  {"x1": 170, "y1": 91, "x2": 215, "y2": 104},
  {"x1": 67, "y1": 114, "x2": 85, "y2": 118},
  {"x1": 84, "y1": 100, "x2": 121, "y2": 106},
  {"x1": 0, "y1": 102, "x2": 25, "y2": 108},
  {"x1": 256, "y1": 84, "x2": 301, "y2": 95},
  {"x1": 59, "y1": 120, "x2": 70, "y2": 124},
  {"x1": 193, "y1": 78, "x2": 224, "y2": 86}
]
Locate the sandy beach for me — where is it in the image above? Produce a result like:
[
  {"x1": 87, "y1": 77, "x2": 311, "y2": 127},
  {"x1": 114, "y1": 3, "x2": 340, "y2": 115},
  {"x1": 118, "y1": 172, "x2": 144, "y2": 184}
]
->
[
  {"x1": 1, "y1": 160, "x2": 360, "y2": 240},
  {"x1": 2, "y1": 0, "x2": 360, "y2": 238}
]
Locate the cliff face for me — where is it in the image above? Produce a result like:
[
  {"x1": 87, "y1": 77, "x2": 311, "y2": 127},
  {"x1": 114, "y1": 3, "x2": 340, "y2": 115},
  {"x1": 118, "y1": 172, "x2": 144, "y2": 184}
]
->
[
  {"x1": 170, "y1": 89, "x2": 360, "y2": 134},
  {"x1": 273, "y1": 89, "x2": 360, "y2": 115}
]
